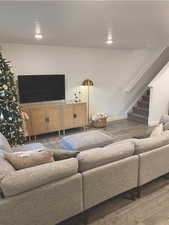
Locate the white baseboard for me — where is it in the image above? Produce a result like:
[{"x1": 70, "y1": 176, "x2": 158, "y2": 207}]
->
[{"x1": 108, "y1": 115, "x2": 127, "y2": 122}]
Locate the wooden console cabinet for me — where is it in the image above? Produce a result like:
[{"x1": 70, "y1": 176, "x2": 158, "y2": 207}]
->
[{"x1": 21, "y1": 102, "x2": 87, "y2": 136}]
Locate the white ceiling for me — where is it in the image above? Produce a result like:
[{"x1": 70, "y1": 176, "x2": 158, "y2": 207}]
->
[{"x1": 0, "y1": 1, "x2": 169, "y2": 49}]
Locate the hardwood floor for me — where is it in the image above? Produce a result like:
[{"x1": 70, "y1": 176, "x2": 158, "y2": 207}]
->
[
  {"x1": 36, "y1": 119, "x2": 153, "y2": 145},
  {"x1": 104, "y1": 119, "x2": 152, "y2": 142}
]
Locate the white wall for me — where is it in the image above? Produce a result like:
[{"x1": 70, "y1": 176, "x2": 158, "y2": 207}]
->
[
  {"x1": 1, "y1": 43, "x2": 159, "y2": 120},
  {"x1": 148, "y1": 62, "x2": 169, "y2": 126}
]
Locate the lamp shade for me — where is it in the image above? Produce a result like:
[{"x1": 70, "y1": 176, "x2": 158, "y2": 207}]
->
[{"x1": 82, "y1": 79, "x2": 94, "y2": 86}]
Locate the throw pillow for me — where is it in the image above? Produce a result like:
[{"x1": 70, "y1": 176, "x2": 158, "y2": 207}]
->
[
  {"x1": 5, "y1": 151, "x2": 54, "y2": 170},
  {"x1": 150, "y1": 123, "x2": 163, "y2": 137},
  {"x1": 160, "y1": 114, "x2": 169, "y2": 124},
  {"x1": 160, "y1": 115, "x2": 169, "y2": 130},
  {"x1": 51, "y1": 149, "x2": 80, "y2": 161},
  {"x1": 164, "y1": 122, "x2": 169, "y2": 131}
]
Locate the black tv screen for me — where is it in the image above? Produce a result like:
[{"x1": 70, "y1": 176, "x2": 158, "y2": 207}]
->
[{"x1": 18, "y1": 75, "x2": 65, "y2": 103}]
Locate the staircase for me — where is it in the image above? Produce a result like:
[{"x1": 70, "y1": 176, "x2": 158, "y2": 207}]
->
[{"x1": 128, "y1": 89, "x2": 150, "y2": 124}]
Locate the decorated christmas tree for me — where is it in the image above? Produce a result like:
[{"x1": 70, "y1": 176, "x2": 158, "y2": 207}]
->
[{"x1": 0, "y1": 52, "x2": 25, "y2": 146}]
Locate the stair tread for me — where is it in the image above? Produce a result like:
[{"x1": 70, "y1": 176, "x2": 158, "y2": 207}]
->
[
  {"x1": 140, "y1": 100, "x2": 149, "y2": 104},
  {"x1": 134, "y1": 106, "x2": 149, "y2": 112},
  {"x1": 142, "y1": 96, "x2": 150, "y2": 101},
  {"x1": 138, "y1": 101, "x2": 149, "y2": 108},
  {"x1": 128, "y1": 112, "x2": 148, "y2": 120},
  {"x1": 128, "y1": 88, "x2": 150, "y2": 125}
]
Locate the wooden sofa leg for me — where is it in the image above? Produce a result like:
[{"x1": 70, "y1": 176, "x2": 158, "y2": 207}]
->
[
  {"x1": 81, "y1": 211, "x2": 88, "y2": 225},
  {"x1": 131, "y1": 189, "x2": 137, "y2": 201},
  {"x1": 164, "y1": 173, "x2": 169, "y2": 179},
  {"x1": 123, "y1": 189, "x2": 136, "y2": 201},
  {"x1": 137, "y1": 186, "x2": 142, "y2": 198},
  {"x1": 130, "y1": 188, "x2": 137, "y2": 201}
]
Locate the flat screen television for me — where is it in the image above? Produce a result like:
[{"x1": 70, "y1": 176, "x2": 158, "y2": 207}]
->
[{"x1": 18, "y1": 75, "x2": 65, "y2": 103}]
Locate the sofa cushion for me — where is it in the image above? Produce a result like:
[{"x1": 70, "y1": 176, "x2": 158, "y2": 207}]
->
[
  {"x1": 0, "y1": 132, "x2": 12, "y2": 152},
  {"x1": 0, "y1": 158, "x2": 78, "y2": 197},
  {"x1": 12, "y1": 143, "x2": 46, "y2": 152},
  {"x1": 77, "y1": 141, "x2": 135, "y2": 172},
  {"x1": 134, "y1": 132, "x2": 169, "y2": 154},
  {"x1": 51, "y1": 149, "x2": 80, "y2": 161},
  {"x1": 150, "y1": 123, "x2": 163, "y2": 137},
  {"x1": 59, "y1": 130, "x2": 113, "y2": 151},
  {"x1": 5, "y1": 151, "x2": 54, "y2": 170}
]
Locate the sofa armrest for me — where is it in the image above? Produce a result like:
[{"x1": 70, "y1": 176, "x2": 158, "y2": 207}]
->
[{"x1": 0, "y1": 158, "x2": 78, "y2": 197}]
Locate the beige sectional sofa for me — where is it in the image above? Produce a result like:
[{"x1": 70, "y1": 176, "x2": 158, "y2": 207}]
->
[{"x1": 1, "y1": 132, "x2": 169, "y2": 225}]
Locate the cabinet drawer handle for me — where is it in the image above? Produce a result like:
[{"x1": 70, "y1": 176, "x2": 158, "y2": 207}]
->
[
  {"x1": 73, "y1": 113, "x2": 77, "y2": 118},
  {"x1": 45, "y1": 117, "x2": 50, "y2": 123}
]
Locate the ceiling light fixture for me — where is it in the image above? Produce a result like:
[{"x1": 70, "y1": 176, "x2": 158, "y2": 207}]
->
[
  {"x1": 35, "y1": 33, "x2": 43, "y2": 40},
  {"x1": 106, "y1": 32, "x2": 115, "y2": 45},
  {"x1": 106, "y1": 39, "x2": 113, "y2": 45}
]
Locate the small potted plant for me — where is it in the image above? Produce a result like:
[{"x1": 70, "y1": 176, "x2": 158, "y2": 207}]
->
[{"x1": 92, "y1": 113, "x2": 108, "y2": 128}]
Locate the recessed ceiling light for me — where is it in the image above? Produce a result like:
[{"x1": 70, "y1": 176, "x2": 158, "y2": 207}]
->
[
  {"x1": 106, "y1": 39, "x2": 114, "y2": 45},
  {"x1": 35, "y1": 33, "x2": 43, "y2": 40}
]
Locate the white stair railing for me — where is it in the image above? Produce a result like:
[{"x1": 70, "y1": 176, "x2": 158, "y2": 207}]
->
[{"x1": 125, "y1": 47, "x2": 165, "y2": 93}]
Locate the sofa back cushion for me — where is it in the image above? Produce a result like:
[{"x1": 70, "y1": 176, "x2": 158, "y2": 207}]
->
[
  {"x1": 77, "y1": 141, "x2": 135, "y2": 172},
  {"x1": 0, "y1": 132, "x2": 12, "y2": 153},
  {"x1": 134, "y1": 131, "x2": 169, "y2": 154},
  {"x1": 0, "y1": 158, "x2": 78, "y2": 197}
]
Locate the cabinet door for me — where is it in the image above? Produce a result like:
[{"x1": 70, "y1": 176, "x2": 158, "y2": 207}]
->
[
  {"x1": 63, "y1": 104, "x2": 74, "y2": 129},
  {"x1": 73, "y1": 103, "x2": 87, "y2": 128},
  {"x1": 46, "y1": 105, "x2": 62, "y2": 132},
  {"x1": 21, "y1": 105, "x2": 33, "y2": 136},
  {"x1": 30, "y1": 107, "x2": 47, "y2": 135}
]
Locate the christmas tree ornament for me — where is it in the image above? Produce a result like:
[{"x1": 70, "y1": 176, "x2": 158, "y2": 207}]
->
[
  {"x1": 3, "y1": 84, "x2": 8, "y2": 90},
  {"x1": 0, "y1": 113, "x2": 4, "y2": 121},
  {"x1": 0, "y1": 90, "x2": 5, "y2": 96}
]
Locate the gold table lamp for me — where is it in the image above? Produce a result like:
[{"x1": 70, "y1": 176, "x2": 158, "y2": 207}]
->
[{"x1": 82, "y1": 79, "x2": 94, "y2": 124}]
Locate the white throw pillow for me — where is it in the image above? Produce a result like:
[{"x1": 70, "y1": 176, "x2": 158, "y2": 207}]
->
[{"x1": 150, "y1": 123, "x2": 163, "y2": 137}]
